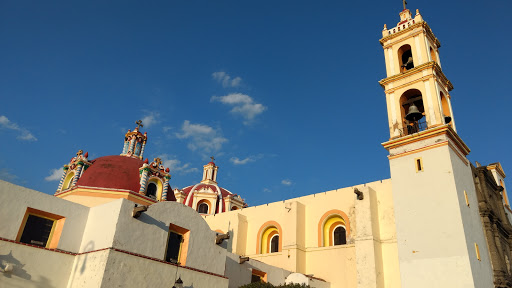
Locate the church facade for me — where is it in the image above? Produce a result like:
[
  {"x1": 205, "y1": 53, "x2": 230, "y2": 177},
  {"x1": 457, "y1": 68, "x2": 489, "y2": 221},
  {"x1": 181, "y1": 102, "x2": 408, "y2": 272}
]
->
[{"x1": 1, "y1": 6, "x2": 511, "y2": 288}]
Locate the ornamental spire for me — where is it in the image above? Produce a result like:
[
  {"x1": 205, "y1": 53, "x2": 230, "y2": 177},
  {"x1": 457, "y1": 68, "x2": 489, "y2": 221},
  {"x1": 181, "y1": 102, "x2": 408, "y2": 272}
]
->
[{"x1": 121, "y1": 121, "x2": 148, "y2": 159}]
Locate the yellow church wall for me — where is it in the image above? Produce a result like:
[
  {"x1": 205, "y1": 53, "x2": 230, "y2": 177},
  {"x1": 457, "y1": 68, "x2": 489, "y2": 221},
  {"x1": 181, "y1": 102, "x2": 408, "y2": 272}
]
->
[{"x1": 204, "y1": 179, "x2": 401, "y2": 287}]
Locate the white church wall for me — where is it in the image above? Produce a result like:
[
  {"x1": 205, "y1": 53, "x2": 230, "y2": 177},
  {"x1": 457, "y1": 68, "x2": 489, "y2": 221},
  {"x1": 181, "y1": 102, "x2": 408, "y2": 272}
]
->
[
  {"x1": 448, "y1": 147, "x2": 495, "y2": 287},
  {"x1": 78, "y1": 199, "x2": 123, "y2": 252},
  {"x1": 0, "y1": 180, "x2": 89, "y2": 252},
  {"x1": 111, "y1": 200, "x2": 227, "y2": 276},
  {"x1": 100, "y1": 249, "x2": 229, "y2": 288},
  {"x1": 389, "y1": 135, "x2": 494, "y2": 288},
  {"x1": 0, "y1": 240, "x2": 75, "y2": 288},
  {"x1": 66, "y1": 249, "x2": 110, "y2": 288}
]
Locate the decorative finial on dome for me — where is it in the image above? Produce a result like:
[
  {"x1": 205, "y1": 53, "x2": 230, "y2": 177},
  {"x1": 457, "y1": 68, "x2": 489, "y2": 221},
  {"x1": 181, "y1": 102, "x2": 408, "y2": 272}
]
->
[
  {"x1": 135, "y1": 119, "x2": 143, "y2": 129},
  {"x1": 121, "y1": 121, "x2": 148, "y2": 160},
  {"x1": 210, "y1": 156, "x2": 215, "y2": 163}
]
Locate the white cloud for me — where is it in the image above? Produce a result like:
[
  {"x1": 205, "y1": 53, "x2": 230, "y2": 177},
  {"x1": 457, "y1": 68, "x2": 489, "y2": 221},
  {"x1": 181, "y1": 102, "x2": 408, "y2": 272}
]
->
[
  {"x1": 0, "y1": 168, "x2": 18, "y2": 183},
  {"x1": 158, "y1": 154, "x2": 198, "y2": 174},
  {"x1": 281, "y1": 179, "x2": 292, "y2": 186},
  {"x1": 45, "y1": 168, "x2": 63, "y2": 181},
  {"x1": 230, "y1": 154, "x2": 263, "y2": 165},
  {"x1": 140, "y1": 112, "x2": 160, "y2": 128},
  {"x1": 211, "y1": 93, "x2": 267, "y2": 124},
  {"x1": 0, "y1": 115, "x2": 37, "y2": 141},
  {"x1": 212, "y1": 71, "x2": 242, "y2": 88},
  {"x1": 263, "y1": 188, "x2": 272, "y2": 193},
  {"x1": 176, "y1": 120, "x2": 228, "y2": 153}
]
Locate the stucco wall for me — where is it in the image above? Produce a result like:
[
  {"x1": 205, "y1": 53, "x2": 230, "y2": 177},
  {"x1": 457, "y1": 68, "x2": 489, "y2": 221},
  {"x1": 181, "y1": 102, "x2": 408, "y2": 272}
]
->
[
  {"x1": 78, "y1": 199, "x2": 123, "y2": 252},
  {"x1": 389, "y1": 135, "x2": 494, "y2": 287},
  {"x1": 0, "y1": 180, "x2": 89, "y2": 252},
  {"x1": 204, "y1": 179, "x2": 398, "y2": 288},
  {"x1": 67, "y1": 250, "x2": 110, "y2": 288},
  {"x1": 111, "y1": 200, "x2": 227, "y2": 276},
  {"x1": 0, "y1": 240, "x2": 75, "y2": 288},
  {"x1": 100, "y1": 249, "x2": 229, "y2": 288}
]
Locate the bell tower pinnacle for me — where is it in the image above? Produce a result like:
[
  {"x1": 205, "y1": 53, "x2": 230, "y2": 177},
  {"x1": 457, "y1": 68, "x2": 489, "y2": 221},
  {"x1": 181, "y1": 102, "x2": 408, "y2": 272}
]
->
[{"x1": 379, "y1": 6, "x2": 494, "y2": 288}]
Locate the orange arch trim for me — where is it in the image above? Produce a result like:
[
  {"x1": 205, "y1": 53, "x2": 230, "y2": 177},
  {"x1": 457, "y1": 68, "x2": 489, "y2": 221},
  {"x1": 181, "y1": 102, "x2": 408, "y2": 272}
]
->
[
  {"x1": 256, "y1": 221, "x2": 283, "y2": 254},
  {"x1": 318, "y1": 209, "x2": 350, "y2": 247}
]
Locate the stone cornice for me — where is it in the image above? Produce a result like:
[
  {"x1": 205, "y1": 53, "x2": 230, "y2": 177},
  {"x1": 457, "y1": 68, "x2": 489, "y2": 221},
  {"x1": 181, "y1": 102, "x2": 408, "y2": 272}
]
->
[
  {"x1": 379, "y1": 61, "x2": 453, "y2": 92},
  {"x1": 382, "y1": 124, "x2": 470, "y2": 155},
  {"x1": 380, "y1": 21, "x2": 441, "y2": 48}
]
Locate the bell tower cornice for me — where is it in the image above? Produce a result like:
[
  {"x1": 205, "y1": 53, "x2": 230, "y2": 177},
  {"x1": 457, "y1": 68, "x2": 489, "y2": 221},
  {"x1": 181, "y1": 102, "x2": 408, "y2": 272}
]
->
[{"x1": 379, "y1": 61, "x2": 453, "y2": 92}]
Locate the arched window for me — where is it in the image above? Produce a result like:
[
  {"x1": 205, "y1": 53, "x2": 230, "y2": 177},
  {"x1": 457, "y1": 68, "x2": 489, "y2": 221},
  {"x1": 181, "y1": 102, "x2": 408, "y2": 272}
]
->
[
  {"x1": 398, "y1": 44, "x2": 414, "y2": 72},
  {"x1": 146, "y1": 183, "x2": 157, "y2": 198},
  {"x1": 440, "y1": 92, "x2": 452, "y2": 125},
  {"x1": 318, "y1": 210, "x2": 351, "y2": 247},
  {"x1": 231, "y1": 206, "x2": 238, "y2": 211},
  {"x1": 145, "y1": 178, "x2": 163, "y2": 200},
  {"x1": 257, "y1": 221, "x2": 282, "y2": 254},
  {"x1": 62, "y1": 172, "x2": 75, "y2": 191},
  {"x1": 333, "y1": 226, "x2": 347, "y2": 245},
  {"x1": 198, "y1": 203, "x2": 209, "y2": 214},
  {"x1": 430, "y1": 47, "x2": 437, "y2": 63},
  {"x1": 400, "y1": 89, "x2": 426, "y2": 135},
  {"x1": 270, "y1": 235, "x2": 279, "y2": 253}
]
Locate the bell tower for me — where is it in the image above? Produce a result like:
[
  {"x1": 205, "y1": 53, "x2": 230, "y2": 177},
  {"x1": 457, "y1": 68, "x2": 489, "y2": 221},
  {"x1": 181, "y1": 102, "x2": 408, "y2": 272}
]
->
[{"x1": 380, "y1": 6, "x2": 494, "y2": 288}]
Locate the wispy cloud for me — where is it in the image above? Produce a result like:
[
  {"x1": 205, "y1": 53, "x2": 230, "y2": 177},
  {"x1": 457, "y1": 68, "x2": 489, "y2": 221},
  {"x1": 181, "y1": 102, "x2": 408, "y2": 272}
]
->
[
  {"x1": 230, "y1": 154, "x2": 263, "y2": 165},
  {"x1": 0, "y1": 115, "x2": 37, "y2": 141},
  {"x1": 0, "y1": 168, "x2": 19, "y2": 183},
  {"x1": 263, "y1": 188, "x2": 272, "y2": 193},
  {"x1": 212, "y1": 71, "x2": 242, "y2": 88},
  {"x1": 281, "y1": 179, "x2": 292, "y2": 186},
  {"x1": 158, "y1": 154, "x2": 198, "y2": 174},
  {"x1": 211, "y1": 93, "x2": 266, "y2": 124},
  {"x1": 176, "y1": 120, "x2": 228, "y2": 153},
  {"x1": 140, "y1": 112, "x2": 160, "y2": 128},
  {"x1": 45, "y1": 168, "x2": 63, "y2": 181}
]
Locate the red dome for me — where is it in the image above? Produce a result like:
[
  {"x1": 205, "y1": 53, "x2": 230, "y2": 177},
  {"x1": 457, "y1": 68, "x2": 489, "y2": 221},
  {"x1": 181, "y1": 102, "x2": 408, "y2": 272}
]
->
[{"x1": 77, "y1": 155, "x2": 144, "y2": 193}]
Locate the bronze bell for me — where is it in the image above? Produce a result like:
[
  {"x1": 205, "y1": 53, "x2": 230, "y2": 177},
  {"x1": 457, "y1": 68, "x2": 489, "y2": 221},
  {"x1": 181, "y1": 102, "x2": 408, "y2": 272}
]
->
[{"x1": 405, "y1": 103, "x2": 423, "y2": 121}]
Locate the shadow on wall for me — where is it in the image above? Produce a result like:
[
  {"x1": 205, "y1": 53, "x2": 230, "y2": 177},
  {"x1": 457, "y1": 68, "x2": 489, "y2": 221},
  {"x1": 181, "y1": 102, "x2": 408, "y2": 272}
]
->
[
  {"x1": 66, "y1": 240, "x2": 95, "y2": 288},
  {"x1": 0, "y1": 250, "x2": 31, "y2": 280},
  {"x1": 138, "y1": 212, "x2": 169, "y2": 231},
  {"x1": 80, "y1": 241, "x2": 95, "y2": 274}
]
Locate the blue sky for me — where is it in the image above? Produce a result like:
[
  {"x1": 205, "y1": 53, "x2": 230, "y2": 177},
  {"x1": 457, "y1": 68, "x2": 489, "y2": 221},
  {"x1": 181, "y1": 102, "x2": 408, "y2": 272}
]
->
[{"x1": 1, "y1": 0, "x2": 511, "y2": 206}]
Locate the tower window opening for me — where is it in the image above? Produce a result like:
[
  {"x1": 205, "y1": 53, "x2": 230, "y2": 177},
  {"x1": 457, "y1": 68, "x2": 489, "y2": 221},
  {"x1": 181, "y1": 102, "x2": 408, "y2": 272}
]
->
[
  {"x1": 440, "y1": 92, "x2": 452, "y2": 125},
  {"x1": 400, "y1": 89, "x2": 426, "y2": 135},
  {"x1": 146, "y1": 183, "x2": 157, "y2": 198},
  {"x1": 430, "y1": 47, "x2": 437, "y2": 63},
  {"x1": 398, "y1": 44, "x2": 414, "y2": 72}
]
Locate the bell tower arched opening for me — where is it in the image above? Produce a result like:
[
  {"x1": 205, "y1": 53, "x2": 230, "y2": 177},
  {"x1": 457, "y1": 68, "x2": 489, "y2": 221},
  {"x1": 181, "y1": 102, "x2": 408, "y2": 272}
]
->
[
  {"x1": 440, "y1": 92, "x2": 452, "y2": 126},
  {"x1": 400, "y1": 89, "x2": 426, "y2": 135},
  {"x1": 398, "y1": 44, "x2": 414, "y2": 72},
  {"x1": 430, "y1": 47, "x2": 437, "y2": 63}
]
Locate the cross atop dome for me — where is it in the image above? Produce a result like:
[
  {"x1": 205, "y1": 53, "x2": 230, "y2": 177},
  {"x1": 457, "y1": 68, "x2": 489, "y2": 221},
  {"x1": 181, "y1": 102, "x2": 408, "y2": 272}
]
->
[{"x1": 121, "y1": 120, "x2": 148, "y2": 159}]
